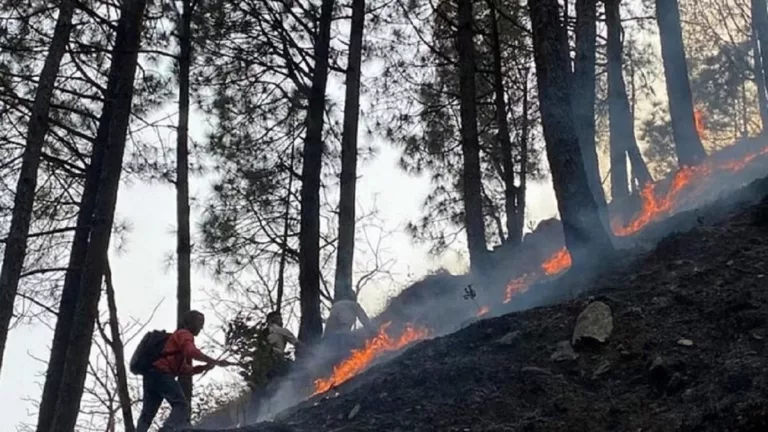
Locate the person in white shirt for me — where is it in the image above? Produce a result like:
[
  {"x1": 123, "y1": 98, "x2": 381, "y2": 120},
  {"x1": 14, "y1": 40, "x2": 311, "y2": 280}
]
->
[
  {"x1": 322, "y1": 299, "x2": 376, "y2": 361},
  {"x1": 266, "y1": 311, "x2": 302, "y2": 357},
  {"x1": 324, "y1": 299, "x2": 376, "y2": 336}
]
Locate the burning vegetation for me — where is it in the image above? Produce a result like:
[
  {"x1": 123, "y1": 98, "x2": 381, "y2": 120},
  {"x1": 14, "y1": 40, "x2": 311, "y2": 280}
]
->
[
  {"x1": 308, "y1": 137, "x2": 768, "y2": 400},
  {"x1": 312, "y1": 322, "x2": 430, "y2": 395}
]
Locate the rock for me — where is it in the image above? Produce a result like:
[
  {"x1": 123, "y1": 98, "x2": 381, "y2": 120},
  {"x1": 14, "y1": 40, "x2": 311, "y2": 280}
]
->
[
  {"x1": 677, "y1": 338, "x2": 694, "y2": 347},
  {"x1": 551, "y1": 341, "x2": 579, "y2": 362},
  {"x1": 495, "y1": 330, "x2": 521, "y2": 346},
  {"x1": 572, "y1": 301, "x2": 614, "y2": 347},
  {"x1": 348, "y1": 403, "x2": 361, "y2": 420}
]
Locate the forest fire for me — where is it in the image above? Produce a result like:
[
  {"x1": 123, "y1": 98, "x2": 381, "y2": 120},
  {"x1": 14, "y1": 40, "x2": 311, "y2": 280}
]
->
[
  {"x1": 312, "y1": 139, "x2": 768, "y2": 401},
  {"x1": 312, "y1": 322, "x2": 430, "y2": 395},
  {"x1": 541, "y1": 247, "x2": 572, "y2": 275},
  {"x1": 503, "y1": 273, "x2": 535, "y2": 303},
  {"x1": 612, "y1": 143, "x2": 768, "y2": 236}
]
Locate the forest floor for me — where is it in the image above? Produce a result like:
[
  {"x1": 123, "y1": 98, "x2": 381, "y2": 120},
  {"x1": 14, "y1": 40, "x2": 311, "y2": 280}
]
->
[{"x1": 191, "y1": 175, "x2": 768, "y2": 432}]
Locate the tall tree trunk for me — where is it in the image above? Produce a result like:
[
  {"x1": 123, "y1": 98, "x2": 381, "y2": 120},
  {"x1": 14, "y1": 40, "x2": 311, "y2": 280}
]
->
[
  {"x1": 655, "y1": 0, "x2": 707, "y2": 166},
  {"x1": 753, "y1": 0, "x2": 768, "y2": 88},
  {"x1": 0, "y1": 0, "x2": 75, "y2": 375},
  {"x1": 276, "y1": 143, "x2": 296, "y2": 312},
  {"x1": 334, "y1": 0, "x2": 365, "y2": 302},
  {"x1": 298, "y1": 0, "x2": 334, "y2": 344},
  {"x1": 752, "y1": 0, "x2": 768, "y2": 132},
  {"x1": 176, "y1": 0, "x2": 193, "y2": 404},
  {"x1": 37, "y1": 10, "x2": 115, "y2": 432},
  {"x1": 606, "y1": 0, "x2": 628, "y2": 201},
  {"x1": 488, "y1": 0, "x2": 520, "y2": 247},
  {"x1": 48, "y1": 1, "x2": 147, "y2": 430},
  {"x1": 103, "y1": 260, "x2": 135, "y2": 432},
  {"x1": 572, "y1": 0, "x2": 607, "y2": 212},
  {"x1": 517, "y1": 68, "x2": 530, "y2": 241},
  {"x1": 606, "y1": 0, "x2": 652, "y2": 200},
  {"x1": 529, "y1": 0, "x2": 614, "y2": 266},
  {"x1": 456, "y1": 0, "x2": 489, "y2": 275}
]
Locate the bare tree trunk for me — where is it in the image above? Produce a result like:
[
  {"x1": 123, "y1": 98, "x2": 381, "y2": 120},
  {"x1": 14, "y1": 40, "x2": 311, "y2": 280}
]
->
[
  {"x1": 606, "y1": 0, "x2": 628, "y2": 201},
  {"x1": 517, "y1": 69, "x2": 529, "y2": 241},
  {"x1": 529, "y1": 0, "x2": 614, "y2": 266},
  {"x1": 488, "y1": 0, "x2": 520, "y2": 246},
  {"x1": 655, "y1": 0, "x2": 707, "y2": 166},
  {"x1": 299, "y1": 0, "x2": 334, "y2": 344},
  {"x1": 276, "y1": 144, "x2": 295, "y2": 312},
  {"x1": 572, "y1": 0, "x2": 607, "y2": 212},
  {"x1": 456, "y1": 0, "x2": 489, "y2": 275},
  {"x1": 175, "y1": 0, "x2": 194, "y2": 404},
  {"x1": 37, "y1": 5, "x2": 114, "y2": 430},
  {"x1": 334, "y1": 0, "x2": 365, "y2": 302},
  {"x1": 103, "y1": 260, "x2": 135, "y2": 432},
  {"x1": 0, "y1": 0, "x2": 75, "y2": 375},
  {"x1": 48, "y1": 1, "x2": 148, "y2": 430},
  {"x1": 606, "y1": 0, "x2": 652, "y2": 200},
  {"x1": 752, "y1": 0, "x2": 768, "y2": 132},
  {"x1": 754, "y1": 0, "x2": 768, "y2": 88}
]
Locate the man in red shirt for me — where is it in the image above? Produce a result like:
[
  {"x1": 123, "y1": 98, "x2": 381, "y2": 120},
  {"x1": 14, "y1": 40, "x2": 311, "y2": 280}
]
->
[{"x1": 136, "y1": 310, "x2": 235, "y2": 432}]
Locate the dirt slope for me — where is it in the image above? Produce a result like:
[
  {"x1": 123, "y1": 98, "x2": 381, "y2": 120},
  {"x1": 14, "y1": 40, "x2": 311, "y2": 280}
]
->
[{"x1": 194, "y1": 183, "x2": 768, "y2": 432}]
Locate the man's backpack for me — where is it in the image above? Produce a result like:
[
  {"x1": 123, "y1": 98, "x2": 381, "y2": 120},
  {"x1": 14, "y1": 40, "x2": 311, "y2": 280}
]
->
[{"x1": 129, "y1": 330, "x2": 171, "y2": 375}]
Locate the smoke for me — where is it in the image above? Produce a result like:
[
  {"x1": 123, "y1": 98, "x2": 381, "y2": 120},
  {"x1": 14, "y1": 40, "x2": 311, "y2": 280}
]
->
[{"x1": 194, "y1": 136, "x2": 768, "y2": 430}]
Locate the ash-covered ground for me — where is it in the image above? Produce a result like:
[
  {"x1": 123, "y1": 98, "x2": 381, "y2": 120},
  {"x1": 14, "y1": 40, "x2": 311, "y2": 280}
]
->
[{"x1": 186, "y1": 172, "x2": 768, "y2": 431}]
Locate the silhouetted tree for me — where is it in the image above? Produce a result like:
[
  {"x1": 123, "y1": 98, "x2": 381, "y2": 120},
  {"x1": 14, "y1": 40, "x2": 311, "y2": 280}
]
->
[
  {"x1": 655, "y1": 0, "x2": 707, "y2": 166},
  {"x1": 529, "y1": 0, "x2": 613, "y2": 265}
]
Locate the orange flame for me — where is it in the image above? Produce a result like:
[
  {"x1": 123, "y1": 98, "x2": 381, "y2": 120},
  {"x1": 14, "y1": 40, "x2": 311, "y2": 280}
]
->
[
  {"x1": 694, "y1": 109, "x2": 705, "y2": 139},
  {"x1": 476, "y1": 305, "x2": 490, "y2": 317},
  {"x1": 312, "y1": 322, "x2": 429, "y2": 395},
  {"x1": 541, "y1": 247, "x2": 572, "y2": 275},
  {"x1": 612, "y1": 142, "x2": 768, "y2": 236},
  {"x1": 503, "y1": 273, "x2": 534, "y2": 303}
]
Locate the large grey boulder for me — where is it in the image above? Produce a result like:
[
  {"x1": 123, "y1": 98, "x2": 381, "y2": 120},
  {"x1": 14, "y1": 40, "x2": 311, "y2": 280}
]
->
[{"x1": 572, "y1": 301, "x2": 614, "y2": 347}]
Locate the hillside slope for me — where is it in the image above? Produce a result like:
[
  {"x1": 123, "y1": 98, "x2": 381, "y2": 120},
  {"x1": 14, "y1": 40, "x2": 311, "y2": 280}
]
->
[{"x1": 192, "y1": 181, "x2": 768, "y2": 432}]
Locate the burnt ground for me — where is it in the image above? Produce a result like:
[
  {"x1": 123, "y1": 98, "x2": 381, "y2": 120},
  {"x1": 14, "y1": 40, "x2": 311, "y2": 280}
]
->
[{"x1": 193, "y1": 177, "x2": 768, "y2": 432}]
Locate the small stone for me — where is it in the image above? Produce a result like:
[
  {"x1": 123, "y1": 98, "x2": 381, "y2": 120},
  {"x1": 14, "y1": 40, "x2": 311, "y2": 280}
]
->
[
  {"x1": 759, "y1": 274, "x2": 766, "y2": 279},
  {"x1": 572, "y1": 301, "x2": 614, "y2": 347},
  {"x1": 496, "y1": 330, "x2": 521, "y2": 345},
  {"x1": 348, "y1": 403, "x2": 361, "y2": 420},
  {"x1": 727, "y1": 260, "x2": 734, "y2": 266},
  {"x1": 551, "y1": 340, "x2": 579, "y2": 362},
  {"x1": 677, "y1": 338, "x2": 694, "y2": 347}
]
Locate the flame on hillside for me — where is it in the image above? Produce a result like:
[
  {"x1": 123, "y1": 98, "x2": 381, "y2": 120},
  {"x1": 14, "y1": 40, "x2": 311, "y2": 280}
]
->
[
  {"x1": 541, "y1": 247, "x2": 572, "y2": 275},
  {"x1": 312, "y1": 322, "x2": 429, "y2": 395},
  {"x1": 503, "y1": 247, "x2": 573, "y2": 304},
  {"x1": 613, "y1": 144, "x2": 768, "y2": 236},
  {"x1": 310, "y1": 138, "x2": 768, "y2": 401}
]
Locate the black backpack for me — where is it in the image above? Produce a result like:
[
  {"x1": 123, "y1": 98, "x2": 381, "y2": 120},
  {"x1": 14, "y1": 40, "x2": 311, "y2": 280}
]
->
[{"x1": 129, "y1": 330, "x2": 172, "y2": 375}]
